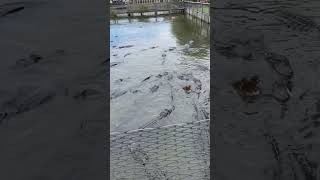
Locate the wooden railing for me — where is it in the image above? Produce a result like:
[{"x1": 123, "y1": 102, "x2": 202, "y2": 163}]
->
[{"x1": 111, "y1": 0, "x2": 185, "y2": 14}]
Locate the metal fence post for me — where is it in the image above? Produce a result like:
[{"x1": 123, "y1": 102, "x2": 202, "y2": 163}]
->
[{"x1": 201, "y1": 3, "x2": 203, "y2": 20}]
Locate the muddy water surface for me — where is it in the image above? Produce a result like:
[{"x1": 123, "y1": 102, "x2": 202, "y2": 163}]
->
[{"x1": 110, "y1": 15, "x2": 210, "y2": 132}]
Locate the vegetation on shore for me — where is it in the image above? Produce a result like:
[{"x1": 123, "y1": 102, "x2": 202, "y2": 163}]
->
[
  {"x1": 137, "y1": 5, "x2": 148, "y2": 14},
  {"x1": 111, "y1": 10, "x2": 118, "y2": 19}
]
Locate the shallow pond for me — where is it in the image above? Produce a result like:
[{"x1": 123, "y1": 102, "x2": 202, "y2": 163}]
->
[{"x1": 110, "y1": 15, "x2": 210, "y2": 132}]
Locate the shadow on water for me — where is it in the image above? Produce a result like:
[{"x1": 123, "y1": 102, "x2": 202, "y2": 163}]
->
[{"x1": 136, "y1": 16, "x2": 151, "y2": 23}]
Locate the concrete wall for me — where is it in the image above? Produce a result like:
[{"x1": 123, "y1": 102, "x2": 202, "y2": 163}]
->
[{"x1": 184, "y1": 1, "x2": 210, "y2": 23}]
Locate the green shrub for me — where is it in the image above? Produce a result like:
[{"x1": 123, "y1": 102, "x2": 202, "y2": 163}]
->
[
  {"x1": 137, "y1": 5, "x2": 148, "y2": 14},
  {"x1": 111, "y1": 10, "x2": 118, "y2": 19}
]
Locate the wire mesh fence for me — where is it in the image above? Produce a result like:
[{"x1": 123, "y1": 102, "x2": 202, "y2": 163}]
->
[{"x1": 110, "y1": 119, "x2": 210, "y2": 180}]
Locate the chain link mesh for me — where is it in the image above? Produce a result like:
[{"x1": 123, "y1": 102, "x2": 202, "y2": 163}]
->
[{"x1": 110, "y1": 119, "x2": 210, "y2": 180}]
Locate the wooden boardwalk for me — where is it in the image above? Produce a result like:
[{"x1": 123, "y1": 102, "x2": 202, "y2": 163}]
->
[
  {"x1": 111, "y1": 1, "x2": 185, "y2": 15},
  {"x1": 110, "y1": 1, "x2": 210, "y2": 24}
]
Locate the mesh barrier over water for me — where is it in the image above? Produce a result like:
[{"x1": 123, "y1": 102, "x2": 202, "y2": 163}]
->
[{"x1": 110, "y1": 119, "x2": 210, "y2": 180}]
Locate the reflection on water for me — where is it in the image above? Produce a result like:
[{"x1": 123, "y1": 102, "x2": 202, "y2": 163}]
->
[
  {"x1": 172, "y1": 15, "x2": 209, "y2": 59},
  {"x1": 111, "y1": 15, "x2": 209, "y2": 58},
  {"x1": 110, "y1": 15, "x2": 210, "y2": 132}
]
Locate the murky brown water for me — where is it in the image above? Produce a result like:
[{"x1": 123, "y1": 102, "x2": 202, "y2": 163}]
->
[{"x1": 110, "y1": 15, "x2": 210, "y2": 132}]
